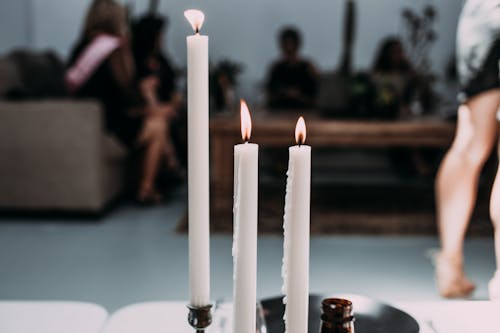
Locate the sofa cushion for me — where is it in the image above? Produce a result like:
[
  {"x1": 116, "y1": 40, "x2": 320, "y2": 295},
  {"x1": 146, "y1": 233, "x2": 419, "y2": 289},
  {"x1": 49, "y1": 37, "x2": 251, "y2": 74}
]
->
[
  {"x1": 6, "y1": 50, "x2": 67, "y2": 99},
  {"x1": 0, "y1": 57, "x2": 22, "y2": 98}
]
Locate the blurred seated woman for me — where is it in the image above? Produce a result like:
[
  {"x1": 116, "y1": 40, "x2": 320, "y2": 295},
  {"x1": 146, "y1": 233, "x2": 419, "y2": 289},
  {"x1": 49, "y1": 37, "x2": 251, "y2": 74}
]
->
[
  {"x1": 372, "y1": 37, "x2": 436, "y2": 177},
  {"x1": 266, "y1": 27, "x2": 318, "y2": 109},
  {"x1": 372, "y1": 37, "x2": 415, "y2": 115},
  {"x1": 132, "y1": 13, "x2": 183, "y2": 172},
  {"x1": 372, "y1": 36, "x2": 436, "y2": 117},
  {"x1": 66, "y1": 0, "x2": 175, "y2": 204}
]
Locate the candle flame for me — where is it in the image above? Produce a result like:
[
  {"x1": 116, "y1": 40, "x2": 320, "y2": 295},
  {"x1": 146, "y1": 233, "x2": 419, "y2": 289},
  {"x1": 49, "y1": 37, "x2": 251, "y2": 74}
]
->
[
  {"x1": 184, "y1": 9, "x2": 205, "y2": 33},
  {"x1": 240, "y1": 99, "x2": 252, "y2": 142},
  {"x1": 295, "y1": 116, "x2": 306, "y2": 145}
]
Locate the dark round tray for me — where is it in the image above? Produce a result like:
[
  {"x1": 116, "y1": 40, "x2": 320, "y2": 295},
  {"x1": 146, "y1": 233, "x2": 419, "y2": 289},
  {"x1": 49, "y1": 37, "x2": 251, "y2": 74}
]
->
[{"x1": 260, "y1": 294, "x2": 420, "y2": 333}]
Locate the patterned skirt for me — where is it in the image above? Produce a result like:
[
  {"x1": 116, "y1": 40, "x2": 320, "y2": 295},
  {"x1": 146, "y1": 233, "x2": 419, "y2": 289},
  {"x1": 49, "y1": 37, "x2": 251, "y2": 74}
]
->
[{"x1": 457, "y1": 0, "x2": 500, "y2": 102}]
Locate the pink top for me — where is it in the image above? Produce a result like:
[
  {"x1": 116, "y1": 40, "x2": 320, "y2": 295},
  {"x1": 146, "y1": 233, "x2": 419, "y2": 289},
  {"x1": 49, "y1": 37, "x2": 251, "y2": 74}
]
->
[{"x1": 65, "y1": 34, "x2": 121, "y2": 93}]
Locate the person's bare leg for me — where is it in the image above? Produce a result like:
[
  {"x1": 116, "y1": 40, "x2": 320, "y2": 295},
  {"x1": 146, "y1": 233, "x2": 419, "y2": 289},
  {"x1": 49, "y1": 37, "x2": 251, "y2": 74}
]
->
[
  {"x1": 489, "y1": 138, "x2": 500, "y2": 299},
  {"x1": 435, "y1": 90, "x2": 500, "y2": 297},
  {"x1": 163, "y1": 125, "x2": 180, "y2": 170},
  {"x1": 138, "y1": 117, "x2": 167, "y2": 202}
]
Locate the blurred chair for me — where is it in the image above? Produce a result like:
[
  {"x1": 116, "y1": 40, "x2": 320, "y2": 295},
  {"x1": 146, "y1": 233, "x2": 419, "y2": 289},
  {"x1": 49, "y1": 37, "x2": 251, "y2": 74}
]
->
[{"x1": 0, "y1": 100, "x2": 127, "y2": 213}]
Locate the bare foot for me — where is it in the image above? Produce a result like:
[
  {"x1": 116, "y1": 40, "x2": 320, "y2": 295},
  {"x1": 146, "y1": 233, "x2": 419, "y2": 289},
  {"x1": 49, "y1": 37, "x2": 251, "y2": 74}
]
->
[
  {"x1": 433, "y1": 252, "x2": 475, "y2": 298},
  {"x1": 137, "y1": 185, "x2": 163, "y2": 205}
]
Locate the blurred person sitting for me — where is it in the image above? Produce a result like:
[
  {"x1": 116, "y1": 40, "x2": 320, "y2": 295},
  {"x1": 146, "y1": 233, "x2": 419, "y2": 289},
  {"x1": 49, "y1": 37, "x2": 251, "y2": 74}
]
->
[
  {"x1": 266, "y1": 27, "x2": 318, "y2": 109},
  {"x1": 210, "y1": 60, "x2": 242, "y2": 112},
  {"x1": 373, "y1": 36, "x2": 436, "y2": 117},
  {"x1": 66, "y1": 0, "x2": 176, "y2": 204},
  {"x1": 372, "y1": 37, "x2": 415, "y2": 116},
  {"x1": 132, "y1": 13, "x2": 184, "y2": 175},
  {"x1": 372, "y1": 37, "x2": 436, "y2": 177}
]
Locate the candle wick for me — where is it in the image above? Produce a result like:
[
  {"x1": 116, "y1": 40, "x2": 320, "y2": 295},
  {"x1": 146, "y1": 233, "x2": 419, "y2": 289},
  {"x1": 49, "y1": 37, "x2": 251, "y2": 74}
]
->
[{"x1": 195, "y1": 27, "x2": 200, "y2": 34}]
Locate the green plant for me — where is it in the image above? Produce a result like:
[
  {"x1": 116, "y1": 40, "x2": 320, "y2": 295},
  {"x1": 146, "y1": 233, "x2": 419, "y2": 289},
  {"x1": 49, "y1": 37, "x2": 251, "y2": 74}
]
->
[{"x1": 401, "y1": 5, "x2": 438, "y2": 77}]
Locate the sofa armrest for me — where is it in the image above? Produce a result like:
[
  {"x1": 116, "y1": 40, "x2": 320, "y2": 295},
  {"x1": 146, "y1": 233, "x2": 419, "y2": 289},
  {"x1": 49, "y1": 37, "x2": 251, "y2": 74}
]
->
[{"x1": 0, "y1": 99, "x2": 111, "y2": 211}]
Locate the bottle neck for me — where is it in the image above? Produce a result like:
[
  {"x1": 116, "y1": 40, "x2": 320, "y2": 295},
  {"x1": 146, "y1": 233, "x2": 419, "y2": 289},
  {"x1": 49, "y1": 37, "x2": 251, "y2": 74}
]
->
[{"x1": 320, "y1": 298, "x2": 355, "y2": 333}]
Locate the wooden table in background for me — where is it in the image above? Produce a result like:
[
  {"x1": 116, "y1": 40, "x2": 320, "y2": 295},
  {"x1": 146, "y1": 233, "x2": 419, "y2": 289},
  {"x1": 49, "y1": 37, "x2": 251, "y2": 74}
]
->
[{"x1": 210, "y1": 110, "x2": 456, "y2": 217}]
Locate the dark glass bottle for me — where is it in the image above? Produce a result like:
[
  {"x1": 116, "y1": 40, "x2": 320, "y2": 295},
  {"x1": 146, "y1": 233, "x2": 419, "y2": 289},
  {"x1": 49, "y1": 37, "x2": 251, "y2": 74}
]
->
[{"x1": 319, "y1": 298, "x2": 355, "y2": 333}]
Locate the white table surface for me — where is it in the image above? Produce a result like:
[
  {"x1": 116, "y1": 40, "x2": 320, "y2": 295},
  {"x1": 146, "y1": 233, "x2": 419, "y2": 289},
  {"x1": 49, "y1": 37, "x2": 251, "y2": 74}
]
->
[
  {"x1": 101, "y1": 300, "x2": 500, "y2": 333},
  {"x1": 0, "y1": 301, "x2": 108, "y2": 333},
  {"x1": 398, "y1": 301, "x2": 500, "y2": 333}
]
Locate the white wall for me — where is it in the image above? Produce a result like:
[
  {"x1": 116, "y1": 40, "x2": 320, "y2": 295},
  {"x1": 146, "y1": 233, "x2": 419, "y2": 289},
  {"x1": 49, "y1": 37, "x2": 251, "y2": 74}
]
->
[
  {"x1": 1, "y1": 0, "x2": 463, "y2": 99},
  {"x1": 0, "y1": 0, "x2": 31, "y2": 53}
]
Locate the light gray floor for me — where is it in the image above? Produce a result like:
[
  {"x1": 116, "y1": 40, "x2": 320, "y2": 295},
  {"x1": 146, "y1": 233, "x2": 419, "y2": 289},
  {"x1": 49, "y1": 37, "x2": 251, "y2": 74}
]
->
[{"x1": 0, "y1": 193, "x2": 496, "y2": 312}]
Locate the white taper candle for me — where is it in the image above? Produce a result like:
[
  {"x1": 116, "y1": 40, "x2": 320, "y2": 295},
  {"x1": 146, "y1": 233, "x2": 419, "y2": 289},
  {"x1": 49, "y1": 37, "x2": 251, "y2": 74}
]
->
[
  {"x1": 185, "y1": 9, "x2": 210, "y2": 307},
  {"x1": 233, "y1": 100, "x2": 259, "y2": 333},
  {"x1": 282, "y1": 116, "x2": 311, "y2": 333}
]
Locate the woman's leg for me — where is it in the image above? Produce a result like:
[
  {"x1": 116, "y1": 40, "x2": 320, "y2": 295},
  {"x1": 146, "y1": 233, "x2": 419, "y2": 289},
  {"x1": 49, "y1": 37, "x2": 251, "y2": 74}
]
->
[
  {"x1": 435, "y1": 90, "x2": 500, "y2": 297},
  {"x1": 137, "y1": 115, "x2": 167, "y2": 202},
  {"x1": 163, "y1": 125, "x2": 180, "y2": 171},
  {"x1": 489, "y1": 134, "x2": 500, "y2": 299}
]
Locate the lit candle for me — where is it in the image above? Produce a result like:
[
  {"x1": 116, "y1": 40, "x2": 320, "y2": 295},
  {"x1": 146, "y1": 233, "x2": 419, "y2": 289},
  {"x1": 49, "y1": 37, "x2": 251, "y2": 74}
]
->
[
  {"x1": 282, "y1": 117, "x2": 311, "y2": 333},
  {"x1": 233, "y1": 100, "x2": 259, "y2": 333},
  {"x1": 185, "y1": 9, "x2": 210, "y2": 307}
]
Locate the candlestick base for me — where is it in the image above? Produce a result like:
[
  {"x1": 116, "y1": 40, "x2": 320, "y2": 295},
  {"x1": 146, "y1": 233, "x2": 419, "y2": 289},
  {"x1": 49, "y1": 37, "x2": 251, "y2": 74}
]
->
[{"x1": 187, "y1": 304, "x2": 213, "y2": 333}]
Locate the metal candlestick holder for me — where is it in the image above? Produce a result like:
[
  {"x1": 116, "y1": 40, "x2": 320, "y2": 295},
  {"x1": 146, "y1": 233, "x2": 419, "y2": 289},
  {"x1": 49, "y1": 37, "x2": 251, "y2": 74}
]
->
[{"x1": 187, "y1": 304, "x2": 213, "y2": 333}]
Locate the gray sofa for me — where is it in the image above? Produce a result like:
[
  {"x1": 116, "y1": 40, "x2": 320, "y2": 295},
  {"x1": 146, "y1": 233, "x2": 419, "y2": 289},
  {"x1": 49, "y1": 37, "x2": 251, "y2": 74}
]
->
[{"x1": 0, "y1": 100, "x2": 128, "y2": 213}]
